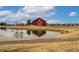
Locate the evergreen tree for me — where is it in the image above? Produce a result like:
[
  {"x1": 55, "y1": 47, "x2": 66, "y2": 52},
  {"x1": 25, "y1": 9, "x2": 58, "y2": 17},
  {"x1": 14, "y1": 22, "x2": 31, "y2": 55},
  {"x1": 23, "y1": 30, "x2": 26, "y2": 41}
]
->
[
  {"x1": 27, "y1": 19, "x2": 31, "y2": 25},
  {"x1": 0, "y1": 22, "x2": 7, "y2": 26}
]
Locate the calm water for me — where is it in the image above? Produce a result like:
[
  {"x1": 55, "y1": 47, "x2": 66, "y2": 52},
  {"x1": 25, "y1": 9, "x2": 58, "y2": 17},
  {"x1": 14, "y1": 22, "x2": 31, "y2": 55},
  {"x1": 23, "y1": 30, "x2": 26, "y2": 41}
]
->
[{"x1": 0, "y1": 29, "x2": 60, "y2": 41}]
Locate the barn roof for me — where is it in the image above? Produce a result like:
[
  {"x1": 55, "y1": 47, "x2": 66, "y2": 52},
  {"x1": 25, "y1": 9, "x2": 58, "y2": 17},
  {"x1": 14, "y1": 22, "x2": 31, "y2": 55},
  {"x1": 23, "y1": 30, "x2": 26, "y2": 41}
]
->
[{"x1": 33, "y1": 18, "x2": 46, "y2": 22}]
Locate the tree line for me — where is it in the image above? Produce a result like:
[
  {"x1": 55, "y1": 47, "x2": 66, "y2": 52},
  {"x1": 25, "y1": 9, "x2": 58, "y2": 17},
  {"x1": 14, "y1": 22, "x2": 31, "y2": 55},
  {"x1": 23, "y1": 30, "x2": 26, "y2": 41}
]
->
[{"x1": 0, "y1": 22, "x2": 15, "y2": 26}]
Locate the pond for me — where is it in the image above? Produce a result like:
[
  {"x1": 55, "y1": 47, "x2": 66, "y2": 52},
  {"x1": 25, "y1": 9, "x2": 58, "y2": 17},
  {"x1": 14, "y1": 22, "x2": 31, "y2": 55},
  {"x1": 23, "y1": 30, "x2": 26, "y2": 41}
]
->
[{"x1": 0, "y1": 29, "x2": 60, "y2": 41}]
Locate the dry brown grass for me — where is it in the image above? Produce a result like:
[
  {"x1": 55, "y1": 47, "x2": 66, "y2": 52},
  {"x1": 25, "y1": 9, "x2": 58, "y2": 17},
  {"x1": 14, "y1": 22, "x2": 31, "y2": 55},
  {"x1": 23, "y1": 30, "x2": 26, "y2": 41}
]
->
[
  {"x1": 0, "y1": 25, "x2": 75, "y2": 33},
  {"x1": 55, "y1": 31, "x2": 79, "y2": 38},
  {"x1": 0, "y1": 25, "x2": 79, "y2": 52},
  {"x1": 0, "y1": 41, "x2": 79, "y2": 52}
]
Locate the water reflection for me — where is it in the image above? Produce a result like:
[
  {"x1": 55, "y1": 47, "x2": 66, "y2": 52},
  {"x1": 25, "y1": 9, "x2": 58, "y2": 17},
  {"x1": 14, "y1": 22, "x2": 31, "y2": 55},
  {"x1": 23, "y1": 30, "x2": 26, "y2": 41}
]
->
[
  {"x1": 26, "y1": 30, "x2": 46, "y2": 37},
  {"x1": 14, "y1": 30, "x2": 24, "y2": 39},
  {"x1": 0, "y1": 29, "x2": 60, "y2": 41},
  {"x1": 32, "y1": 30, "x2": 46, "y2": 37},
  {"x1": 26, "y1": 30, "x2": 31, "y2": 35},
  {"x1": 14, "y1": 30, "x2": 46, "y2": 39}
]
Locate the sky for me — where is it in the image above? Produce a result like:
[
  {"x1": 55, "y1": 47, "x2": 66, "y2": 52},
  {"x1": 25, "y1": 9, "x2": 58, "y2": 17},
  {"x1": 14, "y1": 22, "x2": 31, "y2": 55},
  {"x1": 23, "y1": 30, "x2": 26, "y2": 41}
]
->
[{"x1": 0, "y1": 6, "x2": 79, "y2": 24}]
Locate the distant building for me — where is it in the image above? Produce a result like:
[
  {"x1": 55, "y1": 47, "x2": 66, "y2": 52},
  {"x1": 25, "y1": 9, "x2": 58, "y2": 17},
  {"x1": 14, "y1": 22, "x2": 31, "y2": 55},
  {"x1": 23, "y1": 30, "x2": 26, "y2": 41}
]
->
[
  {"x1": 16, "y1": 17, "x2": 79, "y2": 27},
  {"x1": 32, "y1": 18, "x2": 46, "y2": 26}
]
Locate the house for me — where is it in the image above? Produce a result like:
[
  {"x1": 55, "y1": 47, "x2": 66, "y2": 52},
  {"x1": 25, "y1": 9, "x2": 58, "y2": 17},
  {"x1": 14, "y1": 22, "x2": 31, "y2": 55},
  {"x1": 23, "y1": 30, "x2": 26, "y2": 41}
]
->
[{"x1": 32, "y1": 18, "x2": 46, "y2": 26}]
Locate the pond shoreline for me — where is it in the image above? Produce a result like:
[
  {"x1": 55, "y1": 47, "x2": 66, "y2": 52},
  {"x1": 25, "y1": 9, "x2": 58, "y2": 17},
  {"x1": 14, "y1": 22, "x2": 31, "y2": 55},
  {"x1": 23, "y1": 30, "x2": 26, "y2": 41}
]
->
[
  {"x1": 0, "y1": 38, "x2": 79, "y2": 45},
  {"x1": 0, "y1": 25, "x2": 71, "y2": 33},
  {"x1": 0, "y1": 25, "x2": 79, "y2": 43}
]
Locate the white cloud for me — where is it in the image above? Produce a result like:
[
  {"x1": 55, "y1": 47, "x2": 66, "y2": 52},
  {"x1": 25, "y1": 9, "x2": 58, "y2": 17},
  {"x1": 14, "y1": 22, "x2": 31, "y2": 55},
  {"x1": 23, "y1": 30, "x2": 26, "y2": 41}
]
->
[
  {"x1": 0, "y1": 10, "x2": 26, "y2": 23},
  {"x1": 15, "y1": 11, "x2": 30, "y2": 19},
  {"x1": 0, "y1": 10, "x2": 15, "y2": 22},
  {"x1": 0, "y1": 10, "x2": 12, "y2": 16},
  {"x1": 47, "y1": 20, "x2": 62, "y2": 24},
  {"x1": 0, "y1": 6, "x2": 55, "y2": 24},
  {"x1": 22, "y1": 6, "x2": 55, "y2": 17},
  {"x1": 22, "y1": 6, "x2": 54, "y2": 13},
  {"x1": 69, "y1": 11, "x2": 77, "y2": 16}
]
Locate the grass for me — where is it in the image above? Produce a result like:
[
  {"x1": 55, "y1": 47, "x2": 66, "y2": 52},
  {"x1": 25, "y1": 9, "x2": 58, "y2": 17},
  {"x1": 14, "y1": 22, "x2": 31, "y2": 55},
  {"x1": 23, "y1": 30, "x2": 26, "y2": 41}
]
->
[
  {"x1": 0, "y1": 41, "x2": 79, "y2": 52},
  {"x1": 55, "y1": 31, "x2": 79, "y2": 38},
  {"x1": 0, "y1": 25, "x2": 79, "y2": 52},
  {"x1": 0, "y1": 25, "x2": 75, "y2": 33}
]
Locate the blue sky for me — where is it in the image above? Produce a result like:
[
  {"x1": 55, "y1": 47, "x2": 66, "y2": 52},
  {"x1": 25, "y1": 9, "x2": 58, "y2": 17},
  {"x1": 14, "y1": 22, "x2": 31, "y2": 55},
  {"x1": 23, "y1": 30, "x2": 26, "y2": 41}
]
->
[{"x1": 0, "y1": 6, "x2": 79, "y2": 24}]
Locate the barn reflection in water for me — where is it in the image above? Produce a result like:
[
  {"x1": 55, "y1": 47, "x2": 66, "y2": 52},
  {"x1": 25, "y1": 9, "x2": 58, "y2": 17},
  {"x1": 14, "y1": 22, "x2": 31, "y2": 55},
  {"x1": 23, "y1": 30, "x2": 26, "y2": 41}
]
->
[
  {"x1": 14, "y1": 30, "x2": 46, "y2": 39},
  {"x1": 26, "y1": 30, "x2": 31, "y2": 35},
  {"x1": 32, "y1": 31, "x2": 46, "y2": 37},
  {"x1": 27, "y1": 30, "x2": 46, "y2": 37}
]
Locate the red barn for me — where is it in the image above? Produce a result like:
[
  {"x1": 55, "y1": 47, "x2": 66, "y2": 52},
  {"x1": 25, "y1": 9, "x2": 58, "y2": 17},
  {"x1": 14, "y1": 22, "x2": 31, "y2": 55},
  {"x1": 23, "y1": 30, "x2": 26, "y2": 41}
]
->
[{"x1": 32, "y1": 18, "x2": 46, "y2": 26}]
